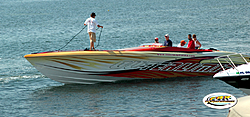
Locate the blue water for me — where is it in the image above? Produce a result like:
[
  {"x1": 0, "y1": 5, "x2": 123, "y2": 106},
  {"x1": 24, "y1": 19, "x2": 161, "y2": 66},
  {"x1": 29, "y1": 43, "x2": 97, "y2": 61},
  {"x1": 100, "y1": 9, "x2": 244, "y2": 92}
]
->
[{"x1": 1, "y1": 0, "x2": 249, "y2": 116}]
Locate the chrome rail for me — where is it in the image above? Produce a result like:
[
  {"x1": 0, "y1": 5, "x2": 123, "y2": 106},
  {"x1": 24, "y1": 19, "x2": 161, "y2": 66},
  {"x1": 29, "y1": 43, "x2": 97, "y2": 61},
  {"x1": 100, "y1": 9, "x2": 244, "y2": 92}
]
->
[{"x1": 214, "y1": 53, "x2": 250, "y2": 72}]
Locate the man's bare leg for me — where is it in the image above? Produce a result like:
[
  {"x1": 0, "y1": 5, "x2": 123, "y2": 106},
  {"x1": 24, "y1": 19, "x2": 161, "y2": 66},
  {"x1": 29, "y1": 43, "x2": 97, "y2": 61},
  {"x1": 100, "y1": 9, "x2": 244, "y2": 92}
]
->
[{"x1": 90, "y1": 40, "x2": 93, "y2": 50}]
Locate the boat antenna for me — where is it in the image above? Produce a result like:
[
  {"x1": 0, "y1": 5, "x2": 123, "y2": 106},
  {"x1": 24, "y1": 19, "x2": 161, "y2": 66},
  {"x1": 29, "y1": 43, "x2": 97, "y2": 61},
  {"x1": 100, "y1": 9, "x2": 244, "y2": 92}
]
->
[
  {"x1": 58, "y1": 25, "x2": 87, "y2": 51},
  {"x1": 95, "y1": 27, "x2": 103, "y2": 49}
]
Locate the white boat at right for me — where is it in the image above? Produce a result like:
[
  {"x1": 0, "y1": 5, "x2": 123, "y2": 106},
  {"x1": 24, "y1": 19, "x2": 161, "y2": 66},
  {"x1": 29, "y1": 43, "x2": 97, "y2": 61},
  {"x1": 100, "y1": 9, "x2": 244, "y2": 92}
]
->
[{"x1": 213, "y1": 53, "x2": 250, "y2": 88}]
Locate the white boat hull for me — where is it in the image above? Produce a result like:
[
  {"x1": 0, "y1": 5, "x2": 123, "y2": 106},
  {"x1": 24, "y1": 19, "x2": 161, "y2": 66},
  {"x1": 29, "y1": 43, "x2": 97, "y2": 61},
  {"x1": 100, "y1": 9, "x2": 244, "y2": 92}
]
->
[
  {"x1": 213, "y1": 54, "x2": 250, "y2": 88},
  {"x1": 25, "y1": 47, "x2": 250, "y2": 84}
]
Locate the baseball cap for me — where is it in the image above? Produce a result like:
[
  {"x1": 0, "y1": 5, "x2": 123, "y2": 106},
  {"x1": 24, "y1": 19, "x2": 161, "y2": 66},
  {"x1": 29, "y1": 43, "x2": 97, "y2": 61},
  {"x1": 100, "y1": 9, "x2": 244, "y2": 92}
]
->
[
  {"x1": 180, "y1": 40, "x2": 187, "y2": 44},
  {"x1": 165, "y1": 34, "x2": 169, "y2": 37},
  {"x1": 155, "y1": 37, "x2": 159, "y2": 40}
]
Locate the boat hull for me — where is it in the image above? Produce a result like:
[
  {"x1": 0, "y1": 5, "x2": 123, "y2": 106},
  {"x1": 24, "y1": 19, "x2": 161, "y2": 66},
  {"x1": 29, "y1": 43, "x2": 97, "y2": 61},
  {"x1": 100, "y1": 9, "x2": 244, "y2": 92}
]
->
[
  {"x1": 25, "y1": 48, "x2": 249, "y2": 84},
  {"x1": 214, "y1": 63, "x2": 250, "y2": 88},
  {"x1": 215, "y1": 76, "x2": 250, "y2": 88}
]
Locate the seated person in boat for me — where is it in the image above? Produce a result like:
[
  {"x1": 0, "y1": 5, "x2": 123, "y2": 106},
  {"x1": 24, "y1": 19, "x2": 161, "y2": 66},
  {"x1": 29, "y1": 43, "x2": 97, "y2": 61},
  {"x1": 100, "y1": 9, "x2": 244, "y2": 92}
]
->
[
  {"x1": 193, "y1": 34, "x2": 202, "y2": 49},
  {"x1": 163, "y1": 34, "x2": 172, "y2": 47},
  {"x1": 154, "y1": 37, "x2": 159, "y2": 43},
  {"x1": 177, "y1": 40, "x2": 187, "y2": 48},
  {"x1": 152, "y1": 37, "x2": 163, "y2": 46},
  {"x1": 187, "y1": 34, "x2": 195, "y2": 49}
]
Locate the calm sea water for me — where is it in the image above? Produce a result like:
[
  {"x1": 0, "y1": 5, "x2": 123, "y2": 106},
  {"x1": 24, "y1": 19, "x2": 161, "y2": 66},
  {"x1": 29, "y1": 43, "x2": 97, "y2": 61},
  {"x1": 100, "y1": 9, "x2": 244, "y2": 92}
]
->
[{"x1": 1, "y1": 0, "x2": 250, "y2": 116}]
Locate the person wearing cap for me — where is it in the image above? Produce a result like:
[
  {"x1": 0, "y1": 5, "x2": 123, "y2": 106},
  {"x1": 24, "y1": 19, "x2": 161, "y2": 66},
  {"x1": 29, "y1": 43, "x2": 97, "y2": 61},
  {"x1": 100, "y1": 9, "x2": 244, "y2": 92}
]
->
[
  {"x1": 177, "y1": 40, "x2": 187, "y2": 48},
  {"x1": 84, "y1": 12, "x2": 103, "y2": 50},
  {"x1": 193, "y1": 34, "x2": 202, "y2": 49},
  {"x1": 187, "y1": 34, "x2": 195, "y2": 49},
  {"x1": 163, "y1": 34, "x2": 172, "y2": 47},
  {"x1": 154, "y1": 37, "x2": 159, "y2": 43},
  {"x1": 152, "y1": 37, "x2": 163, "y2": 46}
]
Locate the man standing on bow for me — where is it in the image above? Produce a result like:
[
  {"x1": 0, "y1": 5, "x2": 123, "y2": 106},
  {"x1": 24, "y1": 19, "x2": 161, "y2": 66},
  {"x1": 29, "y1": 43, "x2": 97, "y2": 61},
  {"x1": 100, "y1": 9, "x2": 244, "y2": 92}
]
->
[{"x1": 84, "y1": 12, "x2": 103, "y2": 50}]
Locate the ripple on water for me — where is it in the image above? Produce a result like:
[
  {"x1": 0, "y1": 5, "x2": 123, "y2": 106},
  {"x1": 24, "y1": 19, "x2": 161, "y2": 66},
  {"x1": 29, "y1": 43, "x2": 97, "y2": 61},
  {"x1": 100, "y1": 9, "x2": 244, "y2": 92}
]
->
[{"x1": 17, "y1": 77, "x2": 243, "y2": 116}]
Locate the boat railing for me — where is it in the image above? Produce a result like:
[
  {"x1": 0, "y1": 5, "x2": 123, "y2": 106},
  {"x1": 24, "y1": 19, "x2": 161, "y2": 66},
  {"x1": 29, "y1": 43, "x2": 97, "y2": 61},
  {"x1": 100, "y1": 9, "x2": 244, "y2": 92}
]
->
[{"x1": 215, "y1": 53, "x2": 250, "y2": 72}]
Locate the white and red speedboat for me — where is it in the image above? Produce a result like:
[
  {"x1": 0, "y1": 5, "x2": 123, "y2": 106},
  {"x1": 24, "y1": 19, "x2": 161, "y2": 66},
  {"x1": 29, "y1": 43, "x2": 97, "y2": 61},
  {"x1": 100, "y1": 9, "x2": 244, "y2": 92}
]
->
[{"x1": 24, "y1": 44, "x2": 249, "y2": 84}]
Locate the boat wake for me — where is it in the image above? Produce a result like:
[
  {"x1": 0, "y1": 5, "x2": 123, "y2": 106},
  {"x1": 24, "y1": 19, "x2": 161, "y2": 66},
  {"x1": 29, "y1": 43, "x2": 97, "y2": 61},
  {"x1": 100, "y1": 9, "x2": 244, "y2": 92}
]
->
[{"x1": 0, "y1": 74, "x2": 45, "y2": 83}]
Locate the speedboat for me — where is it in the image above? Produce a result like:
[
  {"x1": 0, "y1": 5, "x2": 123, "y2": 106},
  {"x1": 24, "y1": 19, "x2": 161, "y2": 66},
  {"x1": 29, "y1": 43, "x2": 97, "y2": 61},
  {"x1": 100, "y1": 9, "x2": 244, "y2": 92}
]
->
[
  {"x1": 24, "y1": 44, "x2": 250, "y2": 84},
  {"x1": 213, "y1": 53, "x2": 250, "y2": 88}
]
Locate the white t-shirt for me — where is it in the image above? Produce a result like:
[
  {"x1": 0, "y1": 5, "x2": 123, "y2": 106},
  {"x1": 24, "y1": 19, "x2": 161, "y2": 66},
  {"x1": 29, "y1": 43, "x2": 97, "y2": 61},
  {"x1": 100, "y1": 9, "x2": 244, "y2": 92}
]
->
[
  {"x1": 194, "y1": 40, "x2": 200, "y2": 47},
  {"x1": 177, "y1": 43, "x2": 184, "y2": 48},
  {"x1": 84, "y1": 17, "x2": 99, "y2": 33}
]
